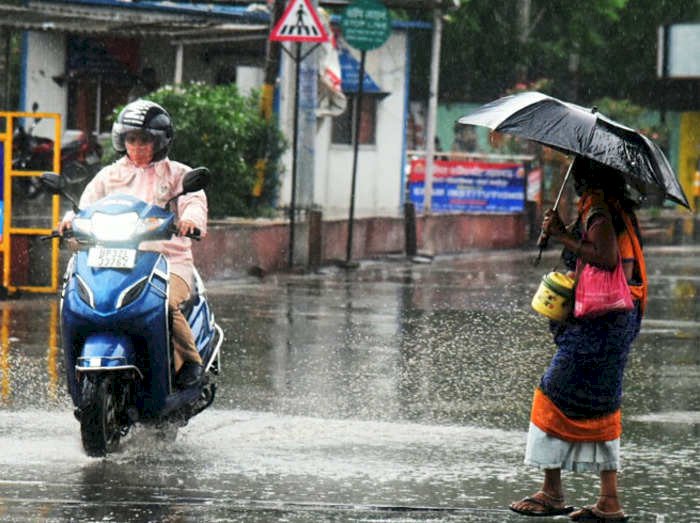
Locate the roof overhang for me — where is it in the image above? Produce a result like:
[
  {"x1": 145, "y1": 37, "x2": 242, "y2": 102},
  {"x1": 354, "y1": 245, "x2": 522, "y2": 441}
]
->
[
  {"x1": 178, "y1": 0, "x2": 458, "y2": 8},
  {"x1": 319, "y1": 0, "x2": 458, "y2": 7},
  {"x1": 0, "y1": 0, "x2": 437, "y2": 44},
  {"x1": 0, "y1": 1, "x2": 270, "y2": 45}
]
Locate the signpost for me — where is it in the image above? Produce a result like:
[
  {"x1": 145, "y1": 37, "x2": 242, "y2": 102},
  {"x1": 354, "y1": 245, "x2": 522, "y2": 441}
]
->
[
  {"x1": 270, "y1": 0, "x2": 328, "y2": 267},
  {"x1": 341, "y1": 0, "x2": 392, "y2": 52},
  {"x1": 340, "y1": 0, "x2": 390, "y2": 264}
]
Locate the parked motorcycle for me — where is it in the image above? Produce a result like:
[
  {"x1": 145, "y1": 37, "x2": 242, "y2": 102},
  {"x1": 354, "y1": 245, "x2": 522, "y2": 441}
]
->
[
  {"x1": 13, "y1": 105, "x2": 102, "y2": 198},
  {"x1": 40, "y1": 168, "x2": 223, "y2": 457}
]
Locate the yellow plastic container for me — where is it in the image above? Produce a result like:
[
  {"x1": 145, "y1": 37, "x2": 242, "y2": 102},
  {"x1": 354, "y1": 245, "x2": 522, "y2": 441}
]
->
[{"x1": 531, "y1": 272, "x2": 575, "y2": 322}]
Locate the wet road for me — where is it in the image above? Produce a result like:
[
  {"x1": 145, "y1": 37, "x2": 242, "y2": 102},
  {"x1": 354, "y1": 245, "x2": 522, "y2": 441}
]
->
[{"x1": 0, "y1": 246, "x2": 698, "y2": 522}]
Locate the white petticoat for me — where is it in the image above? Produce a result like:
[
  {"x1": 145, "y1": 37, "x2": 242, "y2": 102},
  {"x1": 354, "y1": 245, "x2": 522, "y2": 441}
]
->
[{"x1": 524, "y1": 422, "x2": 620, "y2": 473}]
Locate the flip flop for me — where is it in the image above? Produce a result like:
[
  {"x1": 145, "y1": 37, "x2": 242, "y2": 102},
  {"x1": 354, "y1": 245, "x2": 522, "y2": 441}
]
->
[
  {"x1": 509, "y1": 494, "x2": 575, "y2": 517},
  {"x1": 569, "y1": 505, "x2": 629, "y2": 522}
]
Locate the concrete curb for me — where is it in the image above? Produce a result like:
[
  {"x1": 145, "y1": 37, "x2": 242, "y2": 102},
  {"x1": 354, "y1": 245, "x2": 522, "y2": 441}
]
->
[{"x1": 194, "y1": 210, "x2": 698, "y2": 281}]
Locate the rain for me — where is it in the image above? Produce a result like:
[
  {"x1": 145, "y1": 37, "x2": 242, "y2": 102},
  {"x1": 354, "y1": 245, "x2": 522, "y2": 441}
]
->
[
  {"x1": 1, "y1": 0, "x2": 699, "y2": 521},
  {"x1": 0, "y1": 246, "x2": 698, "y2": 521}
]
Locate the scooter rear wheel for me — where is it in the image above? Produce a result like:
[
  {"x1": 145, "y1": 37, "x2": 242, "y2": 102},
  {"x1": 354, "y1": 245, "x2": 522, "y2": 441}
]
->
[{"x1": 80, "y1": 376, "x2": 122, "y2": 457}]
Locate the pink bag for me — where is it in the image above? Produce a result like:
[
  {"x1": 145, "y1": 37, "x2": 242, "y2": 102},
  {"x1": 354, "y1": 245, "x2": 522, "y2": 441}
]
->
[{"x1": 574, "y1": 257, "x2": 633, "y2": 318}]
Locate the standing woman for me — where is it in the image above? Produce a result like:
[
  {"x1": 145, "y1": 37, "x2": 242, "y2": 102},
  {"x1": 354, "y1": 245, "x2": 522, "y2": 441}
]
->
[{"x1": 509, "y1": 157, "x2": 647, "y2": 523}]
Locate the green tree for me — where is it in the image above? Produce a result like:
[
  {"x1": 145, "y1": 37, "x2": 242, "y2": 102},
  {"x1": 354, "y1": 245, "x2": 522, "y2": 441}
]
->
[
  {"x1": 1, "y1": 30, "x2": 22, "y2": 110},
  {"x1": 410, "y1": 0, "x2": 700, "y2": 106},
  {"x1": 107, "y1": 83, "x2": 286, "y2": 218},
  {"x1": 594, "y1": 0, "x2": 700, "y2": 105}
]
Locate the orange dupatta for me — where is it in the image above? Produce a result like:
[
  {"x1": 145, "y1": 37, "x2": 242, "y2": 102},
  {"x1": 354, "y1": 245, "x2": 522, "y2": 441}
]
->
[{"x1": 530, "y1": 388, "x2": 622, "y2": 442}]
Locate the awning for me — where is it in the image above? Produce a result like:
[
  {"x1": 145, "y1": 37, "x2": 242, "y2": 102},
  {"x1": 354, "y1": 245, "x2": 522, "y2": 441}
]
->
[{"x1": 339, "y1": 47, "x2": 384, "y2": 94}]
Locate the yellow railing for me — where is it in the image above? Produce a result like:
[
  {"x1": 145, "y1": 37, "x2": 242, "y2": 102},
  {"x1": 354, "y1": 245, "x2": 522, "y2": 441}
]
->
[{"x1": 0, "y1": 111, "x2": 61, "y2": 294}]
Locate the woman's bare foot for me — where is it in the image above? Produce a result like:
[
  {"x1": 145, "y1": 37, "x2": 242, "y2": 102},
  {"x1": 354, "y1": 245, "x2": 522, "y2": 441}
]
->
[
  {"x1": 596, "y1": 494, "x2": 622, "y2": 513},
  {"x1": 509, "y1": 490, "x2": 573, "y2": 516}
]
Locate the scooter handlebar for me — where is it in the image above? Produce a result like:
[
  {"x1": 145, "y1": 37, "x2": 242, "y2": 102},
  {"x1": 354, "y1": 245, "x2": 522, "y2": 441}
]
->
[
  {"x1": 168, "y1": 223, "x2": 202, "y2": 240},
  {"x1": 41, "y1": 229, "x2": 74, "y2": 241},
  {"x1": 187, "y1": 228, "x2": 202, "y2": 241},
  {"x1": 40, "y1": 231, "x2": 62, "y2": 241}
]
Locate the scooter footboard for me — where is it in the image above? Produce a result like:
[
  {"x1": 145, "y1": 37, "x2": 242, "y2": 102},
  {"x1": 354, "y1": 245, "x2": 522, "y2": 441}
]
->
[{"x1": 77, "y1": 333, "x2": 141, "y2": 377}]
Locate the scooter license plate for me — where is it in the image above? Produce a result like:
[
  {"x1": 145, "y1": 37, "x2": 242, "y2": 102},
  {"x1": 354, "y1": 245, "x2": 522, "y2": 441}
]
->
[{"x1": 87, "y1": 247, "x2": 136, "y2": 269}]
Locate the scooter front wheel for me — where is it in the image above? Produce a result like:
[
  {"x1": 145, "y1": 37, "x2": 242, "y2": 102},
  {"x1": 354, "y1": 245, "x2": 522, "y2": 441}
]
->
[{"x1": 79, "y1": 376, "x2": 122, "y2": 457}]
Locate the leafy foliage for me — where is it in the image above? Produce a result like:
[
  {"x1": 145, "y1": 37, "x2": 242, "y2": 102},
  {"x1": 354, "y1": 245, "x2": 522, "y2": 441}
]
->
[
  {"x1": 105, "y1": 83, "x2": 286, "y2": 218},
  {"x1": 410, "y1": 0, "x2": 700, "y2": 107},
  {"x1": 592, "y1": 97, "x2": 669, "y2": 149},
  {"x1": 0, "y1": 32, "x2": 23, "y2": 110}
]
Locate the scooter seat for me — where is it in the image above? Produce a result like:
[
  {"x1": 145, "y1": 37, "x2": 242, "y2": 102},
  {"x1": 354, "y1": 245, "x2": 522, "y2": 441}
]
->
[{"x1": 178, "y1": 269, "x2": 206, "y2": 320}]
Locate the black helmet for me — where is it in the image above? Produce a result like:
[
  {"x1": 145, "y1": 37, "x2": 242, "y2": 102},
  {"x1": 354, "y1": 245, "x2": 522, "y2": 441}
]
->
[{"x1": 112, "y1": 100, "x2": 173, "y2": 161}]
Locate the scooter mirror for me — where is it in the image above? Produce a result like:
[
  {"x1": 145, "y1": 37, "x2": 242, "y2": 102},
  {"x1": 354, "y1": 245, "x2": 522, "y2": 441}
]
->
[
  {"x1": 182, "y1": 167, "x2": 210, "y2": 194},
  {"x1": 31, "y1": 102, "x2": 42, "y2": 123},
  {"x1": 39, "y1": 172, "x2": 80, "y2": 212},
  {"x1": 164, "y1": 167, "x2": 210, "y2": 209}
]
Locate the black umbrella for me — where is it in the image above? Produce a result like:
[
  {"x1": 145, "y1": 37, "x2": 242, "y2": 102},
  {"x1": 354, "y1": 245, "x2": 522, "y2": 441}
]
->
[{"x1": 458, "y1": 91, "x2": 690, "y2": 209}]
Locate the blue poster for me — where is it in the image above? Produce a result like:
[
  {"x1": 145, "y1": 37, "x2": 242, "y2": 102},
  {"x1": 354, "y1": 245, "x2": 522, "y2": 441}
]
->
[{"x1": 408, "y1": 159, "x2": 526, "y2": 213}]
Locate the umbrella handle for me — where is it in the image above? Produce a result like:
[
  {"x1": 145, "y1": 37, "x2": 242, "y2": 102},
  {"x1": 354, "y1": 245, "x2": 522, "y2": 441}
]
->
[
  {"x1": 552, "y1": 159, "x2": 576, "y2": 212},
  {"x1": 533, "y1": 235, "x2": 548, "y2": 266},
  {"x1": 532, "y1": 159, "x2": 575, "y2": 266}
]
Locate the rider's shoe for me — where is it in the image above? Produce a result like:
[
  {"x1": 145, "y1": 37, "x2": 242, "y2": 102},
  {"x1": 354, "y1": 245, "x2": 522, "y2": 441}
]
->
[{"x1": 176, "y1": 361, "x2": 203, "y2": 389}]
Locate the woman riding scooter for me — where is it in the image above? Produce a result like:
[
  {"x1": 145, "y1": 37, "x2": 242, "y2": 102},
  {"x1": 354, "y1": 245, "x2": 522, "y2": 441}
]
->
[{"x1": 59, "y1": 100, "x2": 207, "y2": 389}]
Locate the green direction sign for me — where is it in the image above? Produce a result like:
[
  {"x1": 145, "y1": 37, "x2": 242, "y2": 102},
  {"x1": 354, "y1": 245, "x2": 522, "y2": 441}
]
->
[{"x1": 341, "y1": 0, "x2": 391, "y2": 51}]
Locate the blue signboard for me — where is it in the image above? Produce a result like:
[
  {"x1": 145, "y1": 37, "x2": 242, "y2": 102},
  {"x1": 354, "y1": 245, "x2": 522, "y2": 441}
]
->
[
  {"x1": 409, "y1": 159, "x2": 526, "y2": 213},
  {"x1": 339, "y1": 47, "x2": 383, "y2": 93}
]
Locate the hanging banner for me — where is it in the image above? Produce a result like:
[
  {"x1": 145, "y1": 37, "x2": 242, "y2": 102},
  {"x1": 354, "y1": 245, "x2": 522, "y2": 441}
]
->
[
  {"x1": 316, "y1": 8, "x2": 347, "y2": 117},
  {"x1": 409, "y1": 158, "x2": 526, "y2": 213}
]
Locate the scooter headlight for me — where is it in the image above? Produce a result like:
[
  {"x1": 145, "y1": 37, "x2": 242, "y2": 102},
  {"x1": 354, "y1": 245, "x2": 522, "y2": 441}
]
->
[{"x1": 90, "y1": 212, "x2": 140, "y2": 241}]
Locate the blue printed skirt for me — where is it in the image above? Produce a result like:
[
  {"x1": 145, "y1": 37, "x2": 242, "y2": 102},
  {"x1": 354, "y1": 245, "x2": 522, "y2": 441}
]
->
[{"x1": 540, "y1": 303, "x2": 642, "y2": 420}]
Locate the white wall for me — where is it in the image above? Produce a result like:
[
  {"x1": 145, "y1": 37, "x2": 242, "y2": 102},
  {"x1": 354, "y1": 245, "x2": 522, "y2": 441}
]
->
[
  {"x1": 317, "y1": 31, "x2": 407, "y2": 219},
  {"x1": 24, "y1": 31, "x2": 68, "y2": 138},
  {"x1": 279, "y1": 30, "x2": 408, "y2": 220},
  {"x1": 236, "y1": 66, "x2": 265, "y2": 96},
  {"x1": 21, "y1": 28, "x2": 410, "y2": 221}
]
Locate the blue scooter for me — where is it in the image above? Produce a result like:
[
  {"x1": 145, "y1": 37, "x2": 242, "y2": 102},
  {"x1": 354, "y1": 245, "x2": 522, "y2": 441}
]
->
[{"x1": 40, "y1": 168, "x2": 223, "y2": 456}]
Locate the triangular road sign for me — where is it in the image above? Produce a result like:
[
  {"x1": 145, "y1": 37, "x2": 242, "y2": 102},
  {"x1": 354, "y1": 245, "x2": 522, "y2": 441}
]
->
[{"x1": 270, "y1": 0, "x2": 329, "y2": 43}]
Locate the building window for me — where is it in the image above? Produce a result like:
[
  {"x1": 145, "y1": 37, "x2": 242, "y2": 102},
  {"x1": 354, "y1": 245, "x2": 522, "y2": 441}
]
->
[{"x1": 331, "y1": 95, "x2": 378, "y2": 145}]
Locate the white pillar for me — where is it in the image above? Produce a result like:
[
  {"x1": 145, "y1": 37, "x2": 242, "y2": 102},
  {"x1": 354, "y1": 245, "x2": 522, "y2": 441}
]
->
[
  {"x1": 423, "y1": 8, "x2": 442, "y2": 214},
  {"x1": 95, "y1": 75, "x2": 102, "y2": 134}
]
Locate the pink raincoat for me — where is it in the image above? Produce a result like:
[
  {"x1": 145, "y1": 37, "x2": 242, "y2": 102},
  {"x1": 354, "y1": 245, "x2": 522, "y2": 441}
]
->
[{"x1": 67, "y1": 156, "x2": 208, "y2": 288}]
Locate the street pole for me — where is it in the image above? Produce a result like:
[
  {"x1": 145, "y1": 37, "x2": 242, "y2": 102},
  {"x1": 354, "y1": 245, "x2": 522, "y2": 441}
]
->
[
  {"x1": 346, "y1": 49, "x2": 366, "y2": 263},
  {"x1": 289, "y1": 42, "x2": 302, "y2": 268},
  {"x1": 423, "y1": 7, "x2": 442, "y2": 214},
  {"x1": 3, "y1": 30, "x2": 11, "y2": 109}
]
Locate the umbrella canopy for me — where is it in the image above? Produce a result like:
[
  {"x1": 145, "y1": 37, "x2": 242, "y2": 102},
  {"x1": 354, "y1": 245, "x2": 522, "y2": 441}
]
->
[{"x1": 458, "y1": 91, "x2": 690, "y2": 209}]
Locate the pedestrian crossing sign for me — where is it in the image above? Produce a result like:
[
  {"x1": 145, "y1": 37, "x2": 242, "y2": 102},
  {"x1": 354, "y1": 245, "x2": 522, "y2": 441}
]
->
[{"x1": 269, "y1": 0, "x2": 329, "y2": 43}]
